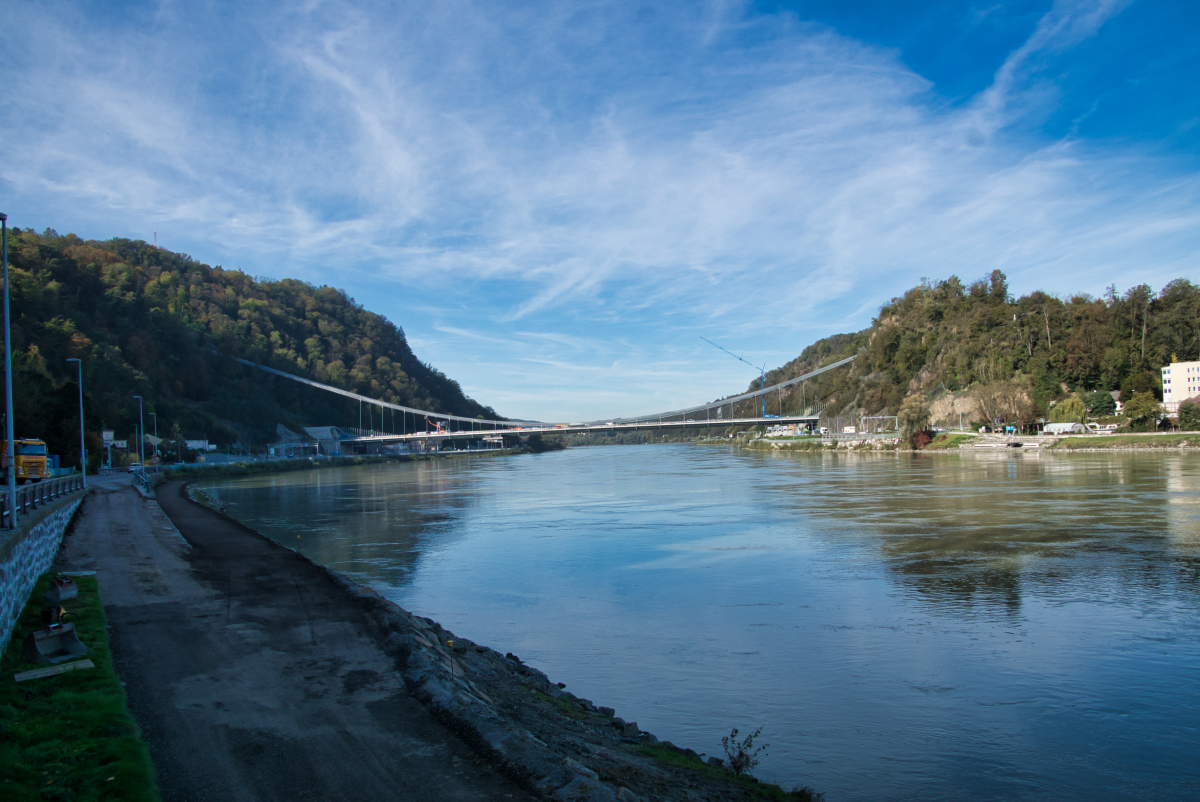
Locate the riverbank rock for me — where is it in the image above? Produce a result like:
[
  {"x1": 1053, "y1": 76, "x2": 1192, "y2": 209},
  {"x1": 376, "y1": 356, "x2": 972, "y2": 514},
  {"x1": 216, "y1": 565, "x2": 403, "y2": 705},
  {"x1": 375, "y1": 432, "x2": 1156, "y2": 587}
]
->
[
  {"x1": 185, "y1": 481, "x2": 819, "y2": 801},
  {"x1": 321, "y1": 568, "x2": 811, "y2": 801}
]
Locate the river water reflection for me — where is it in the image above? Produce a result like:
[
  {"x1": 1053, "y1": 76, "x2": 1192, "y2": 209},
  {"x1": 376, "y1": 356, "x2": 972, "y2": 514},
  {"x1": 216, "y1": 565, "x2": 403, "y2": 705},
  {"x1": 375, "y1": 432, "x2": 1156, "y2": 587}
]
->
[{"x1": 201, "y1": 446, "x2": 1200, "y2": 800}]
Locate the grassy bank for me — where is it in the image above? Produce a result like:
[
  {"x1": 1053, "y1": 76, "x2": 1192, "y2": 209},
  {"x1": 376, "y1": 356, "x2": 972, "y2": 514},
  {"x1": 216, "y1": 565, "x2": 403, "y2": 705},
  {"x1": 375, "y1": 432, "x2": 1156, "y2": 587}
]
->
[
  {"x1": 924, "y1": 433, "x2": 978, "y2": 449},
  {"x1": 1053, "y1": 433, "x2": 1200, "y2": 450},
  {"x1": 0, "y1": 573, "x2": 159, "y2": 802},
  {"x1": 638, "y1": 744, "x2": 821, "y2": 801}
]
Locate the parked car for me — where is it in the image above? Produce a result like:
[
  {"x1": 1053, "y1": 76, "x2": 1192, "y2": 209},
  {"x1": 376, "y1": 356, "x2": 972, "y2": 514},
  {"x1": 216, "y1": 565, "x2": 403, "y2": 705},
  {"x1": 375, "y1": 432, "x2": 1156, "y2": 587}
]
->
[{"x1": 127, "y1": 462, "x2": 142, "y2": 473}]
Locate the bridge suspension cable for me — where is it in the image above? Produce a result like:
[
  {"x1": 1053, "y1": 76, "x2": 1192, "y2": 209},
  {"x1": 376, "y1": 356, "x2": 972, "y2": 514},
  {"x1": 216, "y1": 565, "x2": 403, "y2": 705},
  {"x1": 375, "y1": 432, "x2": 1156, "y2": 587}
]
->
[
  {"x1": 611, "y1": 354, "x2": 857, "y2": 423},
  {"x1": 234, "y1": 358, "x2": 523, "y2": 429},
  {"x1": 235, "y1": 352, "x2": 856, "y2": 430}
]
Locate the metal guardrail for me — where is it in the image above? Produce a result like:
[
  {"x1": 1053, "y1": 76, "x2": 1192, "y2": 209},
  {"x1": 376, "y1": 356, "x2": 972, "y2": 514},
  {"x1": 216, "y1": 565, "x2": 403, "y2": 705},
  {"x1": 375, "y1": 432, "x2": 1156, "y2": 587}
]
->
[{"x1": 0, "y1": 474, "x2": 86, "y2": 528}]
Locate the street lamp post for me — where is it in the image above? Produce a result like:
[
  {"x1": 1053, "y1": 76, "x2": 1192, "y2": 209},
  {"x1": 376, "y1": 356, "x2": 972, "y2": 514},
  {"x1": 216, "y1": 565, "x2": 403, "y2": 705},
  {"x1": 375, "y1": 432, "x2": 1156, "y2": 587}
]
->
[
  {"x1": 66, "y1": 358, "x2": 86, "y2": 488},
  {"x1": 1, "y1": 212, "x2": 15, "y2": 529},
  {"x1": 132, "y1": 395, "x2": 144, "y2": 467}
]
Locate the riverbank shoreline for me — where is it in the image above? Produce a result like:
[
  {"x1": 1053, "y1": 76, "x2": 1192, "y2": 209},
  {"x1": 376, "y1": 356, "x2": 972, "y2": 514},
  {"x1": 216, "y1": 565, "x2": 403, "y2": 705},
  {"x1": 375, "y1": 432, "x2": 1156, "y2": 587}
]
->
[
  {"x1": 164, "y1": 446, "x2": 529, "y2": 481},
  {"x1": 735, "y1": 431, "x2": 1200, "y2": 454},
  {"x1": 172, "y1": 478, "x2": 820, "y2": 801}
]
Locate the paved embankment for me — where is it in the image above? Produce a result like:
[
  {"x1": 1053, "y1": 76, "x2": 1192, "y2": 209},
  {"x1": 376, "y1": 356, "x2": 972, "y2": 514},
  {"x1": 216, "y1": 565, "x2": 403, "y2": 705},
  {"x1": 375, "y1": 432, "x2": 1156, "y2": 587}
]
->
[{"x1": 55, "y1": 478, "x2": 536, "y2": 802}]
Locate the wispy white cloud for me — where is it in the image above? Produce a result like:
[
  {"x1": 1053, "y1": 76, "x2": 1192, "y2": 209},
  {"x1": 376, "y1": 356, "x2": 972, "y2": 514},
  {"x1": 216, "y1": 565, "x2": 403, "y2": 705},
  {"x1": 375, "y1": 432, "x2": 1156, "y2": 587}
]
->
[{"x1": 2, "y1": 0, "x2": 1195, "y2": 419}]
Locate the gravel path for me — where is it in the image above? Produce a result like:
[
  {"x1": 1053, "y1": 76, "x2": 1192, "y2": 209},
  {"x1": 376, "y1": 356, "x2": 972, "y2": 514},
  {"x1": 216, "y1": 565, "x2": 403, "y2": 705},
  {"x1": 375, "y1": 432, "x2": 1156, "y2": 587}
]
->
[{"x1": 55, "y1": 478, "x2": 537, "y2": 802}]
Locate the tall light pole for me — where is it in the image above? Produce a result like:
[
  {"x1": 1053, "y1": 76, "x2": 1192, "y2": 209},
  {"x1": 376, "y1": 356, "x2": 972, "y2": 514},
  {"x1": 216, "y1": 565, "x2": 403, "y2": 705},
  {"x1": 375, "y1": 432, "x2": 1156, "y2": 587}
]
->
[
  {"x1": 66, "y1": 358, "x2": 86, "y2": 488},
  {"x1": 1, "y1": 212, "x2": 15, "y2": 528},
  {"x1": 149, "y1": 412, "x2": 157, "y2": 467},
  {"x1": 132, "y1": 395, "x2": 144, "y2": 466}
]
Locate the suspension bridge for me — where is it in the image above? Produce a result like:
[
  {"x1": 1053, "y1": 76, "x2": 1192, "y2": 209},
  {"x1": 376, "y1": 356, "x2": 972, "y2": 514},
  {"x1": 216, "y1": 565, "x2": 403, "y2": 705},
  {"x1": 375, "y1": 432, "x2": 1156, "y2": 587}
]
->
[{"x1": 236, "y1": 354, "x2": 856, "y2": 452}]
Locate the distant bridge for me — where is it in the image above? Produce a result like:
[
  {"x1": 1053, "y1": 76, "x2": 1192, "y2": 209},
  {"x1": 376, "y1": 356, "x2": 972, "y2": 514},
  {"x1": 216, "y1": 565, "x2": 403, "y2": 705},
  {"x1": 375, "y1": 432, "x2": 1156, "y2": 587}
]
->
[
  {"x1": 347, "y1": 414, "x2": 822, "y2": 445},
  {"x1": 236, "y1": 354, "x2": 856, "y2": 449}
]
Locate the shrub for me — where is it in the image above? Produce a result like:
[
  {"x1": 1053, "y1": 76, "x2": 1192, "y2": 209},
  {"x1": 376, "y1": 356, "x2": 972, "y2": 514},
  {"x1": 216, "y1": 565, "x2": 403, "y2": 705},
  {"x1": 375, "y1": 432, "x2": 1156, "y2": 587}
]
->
[
  {"x1": 722, "y1": 726, "x2": 768, "y2": 776},
  {"x1": 1180, "y1": 401, "x2": 1200, "y2": 432},
  {"x1": 1122, "y1": 391, "x2": 1162, "y2": 431},
  {"x1": 898, "y1": 395, "x2": 930, "y2": 443}
]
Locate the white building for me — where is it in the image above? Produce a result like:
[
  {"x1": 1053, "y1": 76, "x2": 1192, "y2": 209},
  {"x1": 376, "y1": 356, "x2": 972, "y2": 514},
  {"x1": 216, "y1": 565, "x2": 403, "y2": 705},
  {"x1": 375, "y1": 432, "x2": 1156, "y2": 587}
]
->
[
  {"x1": 1162, "y1": 360, "x2": 1200, "y2": 413},
  {"x1": 1044, "y1": 422, "x2": 1087, "y2": 435}
]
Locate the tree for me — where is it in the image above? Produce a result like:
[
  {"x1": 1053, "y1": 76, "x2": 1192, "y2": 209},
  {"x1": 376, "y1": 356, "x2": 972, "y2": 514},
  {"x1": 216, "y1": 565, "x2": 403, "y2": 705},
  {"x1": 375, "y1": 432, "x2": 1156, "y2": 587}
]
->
[
  {"x1": 989, "y1": 269, "x2": 1008, "y2": 302},
  {"x1": 1084, "y1": 390, "x2": 1116, "y2": 416},
  {"x1": 1122, "y1": 391, "x2": 1162, "y2": 431},
  {"x1": 1120, "y1": 370, "x2": 1161, "y2": 401},
  {"x1": 1180, "y1": 400, "x2": 1200, "y2": 432},
  {"x1": 1050, "y1": 394, "x2": 1087, "y2": 423},
  {"x1": 973, "y1": 381, "x2": 1032, "y2": 430},
  {"x1": 898, "y1": 395, "x2": 930, "y2": 443}
]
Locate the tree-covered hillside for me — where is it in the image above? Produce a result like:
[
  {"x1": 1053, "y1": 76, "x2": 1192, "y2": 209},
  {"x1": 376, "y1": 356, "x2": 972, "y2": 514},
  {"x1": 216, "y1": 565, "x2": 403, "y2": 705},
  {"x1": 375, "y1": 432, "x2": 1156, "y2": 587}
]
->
[
  {"x1": 5, "y1": 228, "x2": 499, "y2": 468},
  {"x1": 729, "y1": 271, "x2": 1200, "y2": 427}
]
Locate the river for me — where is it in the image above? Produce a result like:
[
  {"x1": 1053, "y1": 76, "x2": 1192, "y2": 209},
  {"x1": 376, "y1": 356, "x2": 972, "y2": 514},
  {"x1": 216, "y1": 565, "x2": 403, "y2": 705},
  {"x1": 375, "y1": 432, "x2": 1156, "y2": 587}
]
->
[{"x1": 199, "y1": 445, "x2": 1200, "y2": 801}]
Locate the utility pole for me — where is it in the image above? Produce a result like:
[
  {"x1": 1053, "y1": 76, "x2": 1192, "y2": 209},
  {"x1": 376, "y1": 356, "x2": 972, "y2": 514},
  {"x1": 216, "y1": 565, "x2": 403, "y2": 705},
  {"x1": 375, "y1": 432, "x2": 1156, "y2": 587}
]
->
[
  {"x1": 133, "y1": 396, "x2": 144, "y2": 466},
  {"x1": 1, "y1": 212, "x2": 15, "y2": 527},
  {"x1": 67, "y1": 358, "x2": 86, "y2": 487}
]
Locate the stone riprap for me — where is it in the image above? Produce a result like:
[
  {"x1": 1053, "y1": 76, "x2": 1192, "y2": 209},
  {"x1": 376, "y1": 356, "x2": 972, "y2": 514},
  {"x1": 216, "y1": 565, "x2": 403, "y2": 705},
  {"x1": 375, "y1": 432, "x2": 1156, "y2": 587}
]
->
[
  {"x1": 0, "y1": 493, "x2": 85, "y2": 653},
  {"x1": 310, "y1": 548, "x2": 803, "y2": 801},
  {"x1": 185, "y1": 478, "x2": 804, "y2": 800}
]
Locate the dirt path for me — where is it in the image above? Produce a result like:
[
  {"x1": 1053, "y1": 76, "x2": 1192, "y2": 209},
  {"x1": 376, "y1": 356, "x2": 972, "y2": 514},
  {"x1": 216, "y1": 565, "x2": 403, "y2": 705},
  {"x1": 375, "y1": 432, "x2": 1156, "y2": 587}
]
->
[{"x1": 56, "y1": 479, "x2": 536, "y2": 802}]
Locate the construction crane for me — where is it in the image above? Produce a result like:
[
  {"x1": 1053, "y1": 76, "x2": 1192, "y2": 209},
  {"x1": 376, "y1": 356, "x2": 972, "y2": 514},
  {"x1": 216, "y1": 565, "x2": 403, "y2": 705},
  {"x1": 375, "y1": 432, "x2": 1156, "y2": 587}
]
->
[{"x1": 701, "y1": 337, "x2": 767, "y2": 417}]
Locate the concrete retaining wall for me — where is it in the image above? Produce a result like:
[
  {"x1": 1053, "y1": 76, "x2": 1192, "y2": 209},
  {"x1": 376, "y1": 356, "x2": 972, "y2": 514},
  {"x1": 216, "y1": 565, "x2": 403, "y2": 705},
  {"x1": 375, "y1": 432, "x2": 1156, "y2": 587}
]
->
[{"x1": 0, "y1": 491, "x2": 87, "y2": 653}]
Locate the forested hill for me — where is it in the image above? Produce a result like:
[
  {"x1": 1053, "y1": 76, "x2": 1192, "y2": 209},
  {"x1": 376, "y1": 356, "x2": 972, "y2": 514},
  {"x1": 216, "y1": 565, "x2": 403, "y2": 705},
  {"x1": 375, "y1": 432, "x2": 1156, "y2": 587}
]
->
[
  {"x1": 6, "y1": 227, "x2": 499, "y2": 465},
  {"x1": 732, "y1": 270, "x2": 1200, "y2": 426}
]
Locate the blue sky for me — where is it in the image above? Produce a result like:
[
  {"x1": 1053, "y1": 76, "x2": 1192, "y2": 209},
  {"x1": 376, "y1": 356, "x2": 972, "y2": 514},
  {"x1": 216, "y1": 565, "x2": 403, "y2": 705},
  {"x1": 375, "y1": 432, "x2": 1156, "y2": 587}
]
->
[{"x1": 3, "y1": 1, "x2": 1198, "y2": 420}]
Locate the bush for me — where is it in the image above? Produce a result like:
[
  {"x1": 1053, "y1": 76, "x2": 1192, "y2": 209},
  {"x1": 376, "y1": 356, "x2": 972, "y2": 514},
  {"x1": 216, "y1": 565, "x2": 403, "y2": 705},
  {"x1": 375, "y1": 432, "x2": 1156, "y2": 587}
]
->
[
  {"x1": 1122, "y1": 391, "x2": 1162, "y2": 431},
  {"x1": 722, "y1": 727, "x2": 767, "y2": 776},
  {"x1": 1181, "y1": 401, "x2": 1200, "y2": 432},
  {"x1": 898, "y1": 395, "x2": 930, "y2": 442}
]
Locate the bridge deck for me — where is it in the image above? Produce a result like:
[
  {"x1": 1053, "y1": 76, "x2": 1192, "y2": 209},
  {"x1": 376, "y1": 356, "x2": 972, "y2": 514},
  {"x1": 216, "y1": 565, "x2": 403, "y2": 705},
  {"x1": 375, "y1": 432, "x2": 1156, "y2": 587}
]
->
[{"x1": 347, "y1": 415, "x2": 821, "y2": 443}]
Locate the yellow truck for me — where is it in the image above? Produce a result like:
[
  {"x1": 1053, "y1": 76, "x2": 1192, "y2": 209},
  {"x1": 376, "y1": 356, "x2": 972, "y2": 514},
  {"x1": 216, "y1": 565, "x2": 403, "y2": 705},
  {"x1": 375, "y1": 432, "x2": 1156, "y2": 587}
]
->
[{"x1": 1, "y1": 439, "x2": 50, "y2": 483}]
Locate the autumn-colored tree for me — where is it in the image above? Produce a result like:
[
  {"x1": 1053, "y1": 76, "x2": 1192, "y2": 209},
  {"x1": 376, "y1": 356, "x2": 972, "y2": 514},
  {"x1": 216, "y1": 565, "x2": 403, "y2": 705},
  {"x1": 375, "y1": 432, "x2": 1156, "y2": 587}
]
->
[
  {"x1": 739, "y1": 270, "x2": 1198, "y2": 430},
  {"x1": 4, "y1": 227, "x2": 501, "y2": 457}
]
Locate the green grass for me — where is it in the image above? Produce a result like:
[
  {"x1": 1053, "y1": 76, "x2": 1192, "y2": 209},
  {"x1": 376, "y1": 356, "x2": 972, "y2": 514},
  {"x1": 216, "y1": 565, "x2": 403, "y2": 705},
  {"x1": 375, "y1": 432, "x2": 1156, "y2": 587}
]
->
[
  {"x1": 638, "y1": 744, "x2": 821, "y2": 801},
  {"x1": 1053, "y1": 433, "x2": 1200, "y2": 450},
  {"x1": 0, "y1": 574, "x2": 159, "y2": 802},
  {"x1": 528, "y1": 687, "x2": 593, "y2": 721},
  {"x1": 924, "y1": 433, "x2": 978, "y2": 449}
]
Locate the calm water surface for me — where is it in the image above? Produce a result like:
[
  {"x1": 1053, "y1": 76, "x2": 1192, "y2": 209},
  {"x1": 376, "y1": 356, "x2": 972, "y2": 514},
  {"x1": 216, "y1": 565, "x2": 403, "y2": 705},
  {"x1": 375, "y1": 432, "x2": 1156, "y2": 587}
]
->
[{"x1": 201, "y1": 446, "x2": 1200, "y2": 800}]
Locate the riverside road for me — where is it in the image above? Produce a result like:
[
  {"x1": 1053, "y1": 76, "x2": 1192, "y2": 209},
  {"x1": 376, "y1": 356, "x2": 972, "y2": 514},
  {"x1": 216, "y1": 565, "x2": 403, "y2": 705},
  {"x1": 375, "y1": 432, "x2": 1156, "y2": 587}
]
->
[{"x1": 55, "y1": 478, "x2": 535, "y2": 802}]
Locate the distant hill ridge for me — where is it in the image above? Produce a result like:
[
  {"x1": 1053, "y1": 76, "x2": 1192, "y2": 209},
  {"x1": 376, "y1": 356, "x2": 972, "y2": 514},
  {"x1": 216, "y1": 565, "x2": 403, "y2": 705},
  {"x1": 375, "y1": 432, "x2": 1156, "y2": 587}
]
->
[
  {"x1": 735, "y1": 270, "x2": 1199, "y2": 426},
  {"x1": 6, "y1": 227, "x2": 498, "y2": 467}
]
